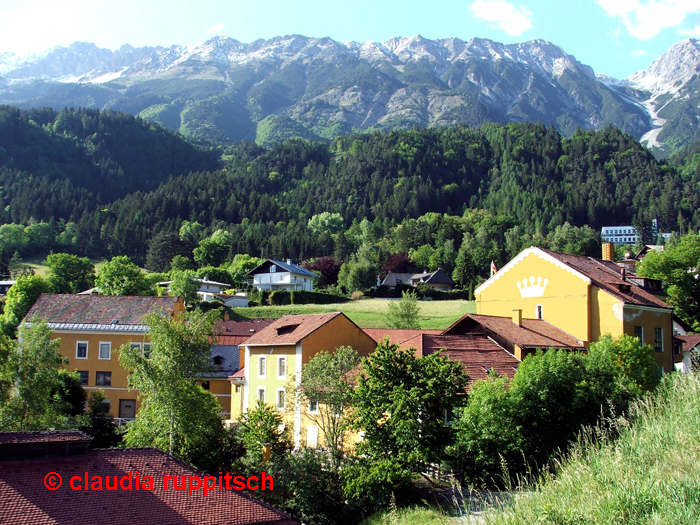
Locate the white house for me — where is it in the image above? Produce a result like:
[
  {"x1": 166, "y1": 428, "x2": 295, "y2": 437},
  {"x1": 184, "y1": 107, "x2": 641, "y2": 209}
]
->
[
  {"x1": 157, "y1": 277, "x2": 231, "y2": 302},
  {"x1": 247, "y1": 259, "x2": 317, "y2": 291}
]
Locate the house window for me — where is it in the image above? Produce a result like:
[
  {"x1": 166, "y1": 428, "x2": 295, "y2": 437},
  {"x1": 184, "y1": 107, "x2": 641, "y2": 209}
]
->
[
  {"x1": 143, "y1": 343, "x2": 151, "y2": 358},
  {"x1": 277, "y1": 357, "x2": 287, "y2": 379},
  {"x1": 78, "y1": 371, "x2": 89, "y2": 386},
  {"x1": 76, "y1": 342, "x2": 88, "y2": 359},
  {"x1": 277, "y1": 388, "x2": 286, "y2": 410},
  {"x1": 95, "y1": 372, "x2": 112, "y2": 386},
  {"x1": 536, "y1": 305, "x2": 543, "y2": 319},
  {"x1": 201, "y1": 381, "x2": 210, "y2": 390},
  {"x1": 270, "y1": 265, "x2": 277, "y2": 273},
  {"x1": 634, "y1": 326, "x2": 644, "y2": 343},
  {"x1": 654, "y1": 328, "x2": 663, "y2": 352},
  {"x1": 308, "y1": 398, "x2": 318, "y2": 414},
  {"x1": 130, "y1": 343, "x2": 141, "y2": 352},
  {"x1": 99, "y1": 342, "x2": 111, "y2": 360},
  {"x1": 258, "y1": 356, "x2": 267, "y2": 378},
  {"x1": 257, "y1": 387, "x2": 266, "y2": 403}
]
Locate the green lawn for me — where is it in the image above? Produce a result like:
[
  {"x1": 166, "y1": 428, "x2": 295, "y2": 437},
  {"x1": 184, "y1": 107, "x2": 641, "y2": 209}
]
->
[
  {"x1": 21, "y1": 254, "x2": 105, "y2": 278},
  {"x1": 230, "y1": 299, "x2": 475, "y2": 330}
]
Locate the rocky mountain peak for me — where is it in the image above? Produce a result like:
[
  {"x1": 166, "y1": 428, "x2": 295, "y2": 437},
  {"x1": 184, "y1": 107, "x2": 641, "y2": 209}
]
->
[{"x1": 626, "y1": 38, "x2": 700, "y2": 95}]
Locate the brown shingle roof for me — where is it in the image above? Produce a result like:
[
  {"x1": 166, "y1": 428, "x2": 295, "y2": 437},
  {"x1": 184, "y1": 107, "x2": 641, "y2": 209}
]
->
[
  {"x1": 0, "y1": 431, "x2": 91, "y2": 445},
  {"x1": 25, "y1": 294, "x2": 181, "y2": 327},
  {"x1": 362, "y1": 328, "x2": 442, "y2": 345},
  {"x1": 416, "y1": 334, "x2": 520, "y2": 381},
  {"x1": 678, "y1": 334, "x2": 700, "y2": 352},
  {"x1": 242, "y1": 313, "x2": 348, "y2": 346},
  {"x1": 216, "y1": 319, "x2": 275, "y2": 346},
  {"x1": 445, "y1": 314, "x2": 585, "y2": 349},
  {"x1": 538, "y1": 248, "x2": 671, "y2": 309},
  {"x1": 0, "y1": 447, "x2": 296, "y2": 525}
]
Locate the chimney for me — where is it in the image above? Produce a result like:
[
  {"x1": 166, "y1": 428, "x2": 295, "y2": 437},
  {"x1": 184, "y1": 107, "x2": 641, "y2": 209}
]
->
[
  {"x1": 286, "y1": 259, "x2": 292, "y2": 265},
  {"x1": 512, "y1": 309, "x2": 522, "y2": 327},
  {"x1": 621, "y1": 268, "x2": 626, "y2": 281},
  {"x1": 224, "y1": 311, "x2": 230, "y2": 321},
  {"x1": 602, "y1": 242, "x2": 615, "y2": 262}
]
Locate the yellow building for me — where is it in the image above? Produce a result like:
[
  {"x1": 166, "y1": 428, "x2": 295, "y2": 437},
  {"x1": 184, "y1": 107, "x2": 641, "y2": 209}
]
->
[
  {"x1": 474, "y1": 247, "x2": 675, "y2": 373},
  {"x1": 230, "y1": 312, "x2": 377, "y2": 448},
  {"x1": 23, "y1": 294, "x2": 240, "y2": 420}
]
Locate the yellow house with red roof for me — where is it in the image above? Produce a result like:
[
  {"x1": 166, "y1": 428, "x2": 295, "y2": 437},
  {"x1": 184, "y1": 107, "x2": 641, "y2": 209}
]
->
[
  {"x1": 474, "y1": 247, "x2": 675, "y2": 373},
  {"x1": 24, "y1": 294, "x2": 243, "y2": 419},
  {"x1": 231, "y1": 312, "x2": 377, "y2": 448}
]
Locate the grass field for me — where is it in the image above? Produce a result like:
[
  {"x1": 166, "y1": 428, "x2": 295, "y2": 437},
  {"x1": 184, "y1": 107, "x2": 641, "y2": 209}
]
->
[
  {"x1": 230, "y1": 299, "x2": 475, "y2": 330},
  {"x1": 21, "y1": 254, "x2": 106, "y2": 277}
]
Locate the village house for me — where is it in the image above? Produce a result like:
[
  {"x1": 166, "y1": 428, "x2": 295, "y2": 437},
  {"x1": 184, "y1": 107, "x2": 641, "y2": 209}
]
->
[
  {"x1": 474, "y1": 246, "x2": 676, "y2": 373},
  {"x1": 22, "y1": 294, "x2": 237, "y2": 420},
  {"x1": 156, "y1": 276, "x2": 231, "y2": 302},
  {"x1": 230, "y1": 313, "x2": 376, "y2": 448},
  {"x1": 381, "y1": 268, "x2": 456, "y2": 292},
  {"x1": 247, "y1": 259, "x2": 318, "y2": 292}
]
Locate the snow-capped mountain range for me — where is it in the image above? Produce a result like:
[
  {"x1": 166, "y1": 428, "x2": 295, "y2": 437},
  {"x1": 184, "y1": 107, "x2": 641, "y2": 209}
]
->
[{"x1": 1, "y1": 35, "x2": 699, "y2": 154}]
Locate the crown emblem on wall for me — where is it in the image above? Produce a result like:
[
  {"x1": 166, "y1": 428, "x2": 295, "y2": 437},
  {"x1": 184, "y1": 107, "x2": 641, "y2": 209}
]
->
[{"x1": 516, "y1": 276, "x2": 549, "y2": 298}]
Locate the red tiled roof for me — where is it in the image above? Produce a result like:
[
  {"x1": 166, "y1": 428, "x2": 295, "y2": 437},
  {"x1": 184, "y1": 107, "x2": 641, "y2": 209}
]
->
[
  {"x1": 362, "y1": 328, "x2": 442, "y2": 345},
  {"x1": 230, "y1": 367, "x2": 246, "y2": 379},
  {"x1": 538, "y1": 248, "x2": 671, "y2": 310},
  {"x1": 243, "y1": 313, "x2": 347, "y2": 346},
  {"x1": 0, "y1": 431, "x2": 91, "y2": 445},
  {"x1": 25, "y1": 294, "x2": 181, "y2": 326},
  {"x1": 0, "y1": 448, "x2": 296, "y2": 525},
  {"x1": 445, "y1": 314, "x2": 584, "y2": 349},
  {"x1": 216, "y1": 319, "x2": 275, "y2": 346},
  {"x1": 396, "y1": 334, "x2": 520, "y2": 382},
  {"x1": 678, "y1": 334, "x2": 700, "y2": 352}
]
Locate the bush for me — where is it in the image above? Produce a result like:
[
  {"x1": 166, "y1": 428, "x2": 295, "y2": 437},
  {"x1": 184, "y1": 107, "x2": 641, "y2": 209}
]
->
[
  {"x1": 268, "y1": 290, "x2": 292, "y2": 305},
  {"x1": 290, "y1": 290, "x2": 349, "y2": 305}
]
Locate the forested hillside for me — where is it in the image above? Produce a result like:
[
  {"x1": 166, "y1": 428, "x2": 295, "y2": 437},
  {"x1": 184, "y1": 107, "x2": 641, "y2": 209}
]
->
[
  {"x1": 0, "y1": 105, "x2": 220, "y2": 222},
  {"x1": 1, "y1": 105, "x2": 699, "y2": 282}
]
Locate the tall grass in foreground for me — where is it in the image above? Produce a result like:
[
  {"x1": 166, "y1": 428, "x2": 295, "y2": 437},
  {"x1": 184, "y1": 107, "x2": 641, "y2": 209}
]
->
[{"x1": 481, "y1": 372, "x2": 700, "y2": 525}]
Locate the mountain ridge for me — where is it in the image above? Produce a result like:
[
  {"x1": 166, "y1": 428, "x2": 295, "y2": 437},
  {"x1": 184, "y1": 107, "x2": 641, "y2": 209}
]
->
[{"x1": 1, "y1": 35, "x2": 698, "y2": 154}]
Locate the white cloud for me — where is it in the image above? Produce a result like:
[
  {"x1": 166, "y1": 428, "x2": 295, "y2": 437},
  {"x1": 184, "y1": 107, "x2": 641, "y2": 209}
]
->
[
  {"x1": 469, "y1": 0, "x2": 533, "y2": 36},
  {"x1": 205, "y1": 23, "x2": 225, "y2": 35},
  {"x1": 631, "y1": 49, "x2": 648, "y2": 55},
  {"x1": 679, "y1": 23, "x2": 700, "y2": 36},
  {"x1": 597, "y1": 0, "x2": 700, "y2": 40}
]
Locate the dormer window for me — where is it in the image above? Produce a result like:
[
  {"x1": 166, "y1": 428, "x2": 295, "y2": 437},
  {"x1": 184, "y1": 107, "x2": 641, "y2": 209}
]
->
[
  {"x1": 213, "y1": 355, "x2": 223, "y2": 366},
  {"x1": 276, "y1": 324, "x2": 300, "y2": 336},
  {"x1": 270, "y1": 264, "x2": 277, "y2": 273}
]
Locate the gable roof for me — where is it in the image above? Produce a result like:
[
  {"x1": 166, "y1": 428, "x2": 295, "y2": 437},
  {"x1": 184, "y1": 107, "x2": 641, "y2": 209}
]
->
[
  {"x1": 678, "y1": 334, "x2": 700, "y2": 353},
  {"x1": 24, "y1": 294, "x2": 182, "y2": 331},
  {"x1": 444, "y1": 313, "x2": 585, "y2": 350},
  {"x1": 0, "y1": 446, "x2": 295, "y2": 525},
  {"x1": 247, "y1": 259, "x2": 317, "y2": 278},
  {"x1": 0, "y1": 431, "x2": 91, "y2": 445},
  {"x1": 242, "y1": 313, "x2": 350, "y2": 346},
  {"x1": 475, "y1": 247, "x2": 671, "y2": 310},
  {"x1": 216, "y1": 319, "x2": 276, "y2": 345},
  {"x1": 410, "y1": 334, "x2": 520, "y2": 381},
  {"x1": 381, "y1": 273, "x2": 415, "y2": 287},
  {"x1": 205, "y1": 345, "x2": 241, "y2": 378},
  {"x1": 411, "y1": 268, "x2": 455, "y2": 285}
]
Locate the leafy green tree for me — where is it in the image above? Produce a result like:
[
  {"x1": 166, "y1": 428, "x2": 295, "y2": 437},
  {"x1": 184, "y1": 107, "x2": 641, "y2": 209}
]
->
[
  {"x1": 171, "y1": 254, "x2": 194, "y2": 272},
  {"x1": 193, "y1": 229, "x2": 233, "y2": 267},
  {"x1": 169, "y1": 269, "x2": 199, "y2": 305},
  {"x1": 146, "y1": 231, "x2": 186, "y2": 273},
  {"x1": 308, "y1": 212, "x2": 345, "y2": 236},
  {"x1": 2, "y1": 274, "x2": 51, "y2": 333},
  {"x1": 120, "y1": 309, "x2": 225, "y2": 472},
  {"x1": 337, "y1": 258, "x2": 377, "y2": 292},
  {"x1": 79, "y1": 390, "x2": 122, "y2": 448},
  {"x1": 96, "y1": 255, "x2": 150, "y2": 296},
  {"x1": 385, "y1": 290, "x2": 420, "y2": 329},
  {"x1": 238, "y1": 400, "x2": 292, "y2": 463},
  {"x1": 44, "y1": 253, "x2": 96, "y2": 294},
  {"x1": 588, "y1": 334, "x2": 660, "y2": 395},
  {"x1": 0, "y1": 322, "x2": 81, "y2": 430},
  {"x1": 637, "y1": 233, "x2": 700, "y2": 330},
  {"x1": 346, "y1": 339, "x2": 468, "y2": 506},
  {"x1": 54, "y1": 369, "x2": 87, "y2": 416},
  {"x1": 294, "y1": 346, "x2": 360, "y2": 465},
  {"x1": 228, "y1": 254, "x2": 262, "y2": 288}
]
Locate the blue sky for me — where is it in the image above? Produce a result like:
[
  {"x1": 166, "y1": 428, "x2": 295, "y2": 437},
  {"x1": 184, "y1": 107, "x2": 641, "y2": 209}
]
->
[{"x1": 1, "y1": 0, "x2": 699, "y2": 79}]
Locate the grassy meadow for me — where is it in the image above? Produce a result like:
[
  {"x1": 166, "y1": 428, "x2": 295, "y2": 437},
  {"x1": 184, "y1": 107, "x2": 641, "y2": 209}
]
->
[{"x1": 230, "y1": 299, "x2": 475, "y2": 330}]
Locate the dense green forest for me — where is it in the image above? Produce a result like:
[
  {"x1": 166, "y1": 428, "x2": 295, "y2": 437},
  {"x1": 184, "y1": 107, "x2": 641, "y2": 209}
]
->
[{"x1": 1, "y1": 104, "x2": 699, "y2": 281}]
